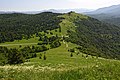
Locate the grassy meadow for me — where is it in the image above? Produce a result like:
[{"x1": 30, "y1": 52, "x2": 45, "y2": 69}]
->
[{"x1": 0, "y1": 41, "x2": 120, "y2": 80}]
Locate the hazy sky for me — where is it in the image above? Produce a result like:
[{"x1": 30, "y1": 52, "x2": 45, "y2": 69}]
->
[{"x1": 0, "y1": 0, "x2": 120, "y2": 11}]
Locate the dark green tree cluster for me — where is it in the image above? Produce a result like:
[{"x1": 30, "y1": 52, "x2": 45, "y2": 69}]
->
[
  {"x1": 0, "y1": 47, "x2": 25, "y2": 65},
  {"x1": 0, "y1": 12, "x2": 63, "y2": 43},
  {"x1": 50, "y1": 40, "x2": 61, "y2": 48},
  {"x1": 21, "y1": 45, "x2": 48, "y2": 59},
  {"x1": 8, "y1": 48, "x2": 25, "y2": 64},
  {"x1": 38, "y1": 35, "x2": 61, "y2": 48},
  {"x1": 0, "y1": 45, "x2": 48, "y2": 65},
  {"x1": 49, "y1": 35, "x2": 61, "y2": 48},
  {"x1": 0, "y1": 47, "x2": 8, "y2": 65}
]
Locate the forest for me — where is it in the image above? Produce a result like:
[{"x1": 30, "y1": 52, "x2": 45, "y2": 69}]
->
[{"x1": 0, "y1": 12, "x2": 63, "y2": 43}]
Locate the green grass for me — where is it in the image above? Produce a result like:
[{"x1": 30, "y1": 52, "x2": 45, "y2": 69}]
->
[
  {"x1": 59, "y1": 12, "x2": 88, "y2": 36},
  {"x1": 0, "y1": 37, "x2": 39, "y2": 48},
  {"x1": 0, "y1": 42, "x2": 120, "y2": 80},
  {"x1": 1, "y1": 63, "x2": 120, "y2": 80},
  {"x1": 1, "y1": 37, "x2": 39, "y2": 44}
]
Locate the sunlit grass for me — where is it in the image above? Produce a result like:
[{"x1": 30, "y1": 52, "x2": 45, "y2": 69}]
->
[{"x1": 0, "y1": 41, "x2": 120, "y2": 80}]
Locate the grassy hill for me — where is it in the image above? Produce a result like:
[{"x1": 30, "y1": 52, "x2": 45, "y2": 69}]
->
[
  {"x1": 0, "y1": 12, "x2": 120, "y2": 80},
  {"x1": 60, "y1": 12, "x2": 120, "y2": 59}
]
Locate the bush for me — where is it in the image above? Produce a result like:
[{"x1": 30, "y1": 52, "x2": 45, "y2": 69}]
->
[
  {"x1": 69, "y1": 49, "x2": 75, "y2": 52},
  {"x1": 39, "y1": 54, "x2": 42, "y2": 59},
  {"x1": 8, "y1": 49, "x2": 25, "y2": 64},
  {"x1": 43, "y1": 54, "x2": 46, "y2": 60},
  {"x1": 37, "y1": 42, "x2": 43, "y2": 45},
  {"x1": 70, "y1": 53, "x2": 73, "y2": 57},
  {"x1": 50, "y1": 41, "x2": 61, "y2": 48},
  {"x1": 0, "y1": 53, "x2": 8, "y2": 65}
]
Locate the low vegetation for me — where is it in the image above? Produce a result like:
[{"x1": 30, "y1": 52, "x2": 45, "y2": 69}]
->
[{"x1": 0, "y1": 43, "x2": 120, "y2": 80}]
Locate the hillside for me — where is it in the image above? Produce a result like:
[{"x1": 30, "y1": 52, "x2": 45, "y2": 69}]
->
[
  {"x1": 0, "y1": 42, "x2": 120, "y2": 80},
  {"x1": 86, "y1": 4, "x2": 120, "y2": 26},
  {"x1": 60, "y1": 12, "x2": 120, "y2": 59},
  {"x1": 88, "y1": 14, "x2": 120, "y2": 26},
  {"x1": 0, "y1": 12, "x2": 62, "y2": 43},
  {"x1": 0, "y1": 12, "x2": 120, "y2": 80},
  {"x1": 103, "y1": 17, "x2": 120, "y2": 26},
  {"x1": 0, "y1": 12, "x2": 120, "y2": 61},
  {"x1": 86, "y1": 4, "x2": 120, "y2": 16}
]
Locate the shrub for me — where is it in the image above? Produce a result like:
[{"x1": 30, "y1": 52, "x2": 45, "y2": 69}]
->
[
  {"x1": 70, "y1": 53, "x2": 73, "y2": 57},
  {"x1": 43, "y1": 54, "x2": 46, "y2": 60},
  {"x1": 8, "y1": 49, "x2": 25, "y2": 64}
]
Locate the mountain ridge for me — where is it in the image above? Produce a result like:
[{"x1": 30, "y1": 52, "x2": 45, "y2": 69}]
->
[
  {"x1": 86, "y1": 4, "x2": 120, "y2": 16},
  {"x1": 0, "y1": 12, "x2": 120, "y2": 59},
  {"x1": 86, "y1": 4, "x2": 120, "y2": 26}
]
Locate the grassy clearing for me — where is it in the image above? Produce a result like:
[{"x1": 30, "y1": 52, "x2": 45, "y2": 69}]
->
[{"x1": 0, "y1": 37, "x2": 39, "y2": 48}]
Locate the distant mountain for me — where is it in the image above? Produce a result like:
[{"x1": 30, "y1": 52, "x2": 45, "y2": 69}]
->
[
  {"x1": 23, "y1": 9, "x2": 93, "y2": 14},
  {"x1": 87, "y1": 4, "x2": 120, "y2": 16},
  {"x1": 0, "y1": 11, "x2": 18, "y2": 14},
  {"x1": 44, "y1": 9, "x2": 93, "y2": 13},
  {"x1": 86, "y1": 4, "x2": 120, "y2": 26},
  {"x1": 0, "y1": 11, "x2": 5, "y2": 14},
  {"x1": 0, "y1": 8, "x2": 93, "y2": 14}
]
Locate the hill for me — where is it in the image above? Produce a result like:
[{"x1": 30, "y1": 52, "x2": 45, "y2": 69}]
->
[
  {"x1": 61, "y1": 12, "x2": 120, "y2": 59},
  {"x1": 0, "y1": 12, "x2": 120, "y2": 60},
  {"x1": 0, "y1": 11, "x2": 120, "y2": 80},
  {"x1": 86, "y1": 4, "x2": 120, "y2": 26},
  {"x1": 86, "y1": 4, "x2": 120, "y2": 16}
]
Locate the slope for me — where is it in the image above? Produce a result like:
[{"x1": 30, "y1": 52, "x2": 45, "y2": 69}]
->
[
  {"x1": 0, "y1": 12, "x2": 120, "y2": 60},
  {"x1": 1, "y1": 42, "x2": 120, "y2": 80},
  {"x1": 86, "y1": 4, "x2": 120, "y2": 26},
  {"x1": 60, "y1": 12, "x2": 120, "y2": 59},
  {"x1": 0, "y1": 12, "x2": 62, "y2": 43},
  {"x1": 86, "y1": 4, "x2": 120, "y2": 16}
]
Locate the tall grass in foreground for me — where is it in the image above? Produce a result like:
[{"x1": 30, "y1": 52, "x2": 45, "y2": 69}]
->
[{"x1": 0, "y1": 61, "x2": 120, "y2": 80}]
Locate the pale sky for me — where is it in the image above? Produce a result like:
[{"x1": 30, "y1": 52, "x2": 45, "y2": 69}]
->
[{"x1": 0, "y1": 0, "x2": 120, "y2": 11}]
